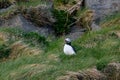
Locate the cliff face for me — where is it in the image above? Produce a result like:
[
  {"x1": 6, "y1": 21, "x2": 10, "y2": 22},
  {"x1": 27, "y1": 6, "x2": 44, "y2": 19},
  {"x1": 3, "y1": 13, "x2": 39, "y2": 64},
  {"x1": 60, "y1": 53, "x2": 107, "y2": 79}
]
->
[{"x1": 85, "y1": 0, "x2": 120, "y2": 22}]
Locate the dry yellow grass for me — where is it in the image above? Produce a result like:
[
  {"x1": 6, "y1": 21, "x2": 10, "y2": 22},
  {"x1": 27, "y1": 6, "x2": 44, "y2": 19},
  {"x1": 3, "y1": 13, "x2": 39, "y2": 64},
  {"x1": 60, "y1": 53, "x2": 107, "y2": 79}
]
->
[
  {"x1": 77, "y1": 10, "x2": 94, "y2": 31},
  {"x1": 9, "y1": 41, "x2": 42, "y2": 59},
  {"x1": 48, "y1": 54, "x2": 59, "y2": 61},
  {"x1": 0, "y1": 32, "x2": 42, "y2": 59},
  {"x1": 0, "y1": 32, "x2": 8, "y2": 42},
  {"x1": 9, "y1": 64, "x2": 55, "y2": 79},
  {"x1": 101, "y1": 18, "x2": 120, "y2": 27}
]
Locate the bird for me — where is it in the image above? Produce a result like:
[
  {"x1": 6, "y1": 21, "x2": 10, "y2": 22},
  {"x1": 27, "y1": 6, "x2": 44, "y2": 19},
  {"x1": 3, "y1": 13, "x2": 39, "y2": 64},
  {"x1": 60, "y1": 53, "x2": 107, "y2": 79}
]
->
[{"x1": 63, "y1": 38, "x2": 76, "y2": 55}]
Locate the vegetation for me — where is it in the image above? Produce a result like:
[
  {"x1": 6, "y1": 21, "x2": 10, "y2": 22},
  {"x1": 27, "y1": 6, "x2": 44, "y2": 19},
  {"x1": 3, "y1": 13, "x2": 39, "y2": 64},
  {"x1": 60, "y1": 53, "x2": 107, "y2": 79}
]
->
[
  {"x1": 76, "y1": 9, "x2": 94, "y2": 31},
  {"x1": 52, "y1": 9, "x2": 74, "y2": 36},
  {"x1": 0, "y1": 0, "x2": 44, "y2": 8},
  {"x1": 0, "y1": 43, "x2": 10, "y2": 59},
  {"x1": 0, "y1": 27, "x2": 48, "y2": 46},
  {"x1": 54, "y1": 0, "x2": 69, "y2": 5},
  {"x1": 0, "y1": 0, "x2": 12, "y2": 9},
  {"x1": 54, "y1": 0, "x2": 77, "y2": 8},
  {"x1": 16, "y1": 0, "x2": 46, "y2": 8},
  {"x1": 0, "y1": 27, "x2": 48, "y2": 60}
]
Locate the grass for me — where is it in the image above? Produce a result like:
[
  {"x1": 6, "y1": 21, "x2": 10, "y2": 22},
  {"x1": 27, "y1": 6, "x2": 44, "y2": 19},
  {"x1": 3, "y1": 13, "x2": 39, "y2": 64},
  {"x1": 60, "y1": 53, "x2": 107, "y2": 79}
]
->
[
  {"x1": 17, "y1": 0, "x2": 47, "y2": 8},
  {"x1": 0, "y1": 27, "x2": 48, "y2": 47},
  {"x1": 0, "y1": 24, "x2": 119, "y2": 80},
  {"x1": 0, "y1": 5, "x2": 17, "y2": 17},
  {"x1": 53, "y1": 0, "x2": 78, "y2": 10}
]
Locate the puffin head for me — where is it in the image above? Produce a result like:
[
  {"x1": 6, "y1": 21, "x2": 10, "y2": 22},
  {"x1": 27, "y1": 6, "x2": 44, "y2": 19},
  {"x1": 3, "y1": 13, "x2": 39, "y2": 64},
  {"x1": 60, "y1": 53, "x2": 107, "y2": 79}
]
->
[{"x1": 65, "y1": 38, "x2": 71, "y2": 45}]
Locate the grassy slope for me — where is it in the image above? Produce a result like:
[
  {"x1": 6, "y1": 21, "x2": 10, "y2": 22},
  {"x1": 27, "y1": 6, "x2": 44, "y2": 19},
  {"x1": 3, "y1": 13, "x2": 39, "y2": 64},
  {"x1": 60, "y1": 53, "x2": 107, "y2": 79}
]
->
[{"x1": 0, "y1": 25, "x2": 119, "y2": 80}]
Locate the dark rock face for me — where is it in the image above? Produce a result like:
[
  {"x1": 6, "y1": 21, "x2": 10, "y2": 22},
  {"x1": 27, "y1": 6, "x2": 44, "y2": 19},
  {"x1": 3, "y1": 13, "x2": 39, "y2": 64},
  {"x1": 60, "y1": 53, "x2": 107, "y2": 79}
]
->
[
  {"x1": 85, "y1": 0, "x2": 120, "y2": 22},
  {"x1": 0, "y1": 15, "x2": 54, "y2": 37}
]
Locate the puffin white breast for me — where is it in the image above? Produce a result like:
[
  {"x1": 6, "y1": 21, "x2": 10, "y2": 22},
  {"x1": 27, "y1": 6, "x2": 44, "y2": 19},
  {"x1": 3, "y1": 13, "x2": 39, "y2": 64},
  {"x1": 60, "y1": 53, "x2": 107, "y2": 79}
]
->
[{"x1": 63, "y1": 44, "x2": 76, "y2": 55}]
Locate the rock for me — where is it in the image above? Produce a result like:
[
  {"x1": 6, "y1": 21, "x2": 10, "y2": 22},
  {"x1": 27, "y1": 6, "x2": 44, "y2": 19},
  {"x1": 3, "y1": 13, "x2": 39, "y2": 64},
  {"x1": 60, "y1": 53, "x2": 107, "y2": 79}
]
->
[
  {"x1": 85, "y1": 0, "x2": 120, "y2": 21},
  {"x1": 91, "y1": 22, "x2": 101, "y2": 31},
  {"x1": 66, "y1": 26, "x2": 84, "y2": 40},
  {"x1": 0, "y1": 18, "x2": 5, "y2": 25},
  {"x1": 0, "y1": 15, "x2": 54, "y2": 37},
  {"x1": 103, "y1": 62, "x2": 120, "y2": 80}
]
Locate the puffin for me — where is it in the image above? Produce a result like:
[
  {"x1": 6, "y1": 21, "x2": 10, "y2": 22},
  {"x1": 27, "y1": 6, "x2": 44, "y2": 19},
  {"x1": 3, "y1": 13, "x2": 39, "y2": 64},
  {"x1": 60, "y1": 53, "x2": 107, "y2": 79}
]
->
[{"x1": 63, "y1": 38, "x2": 76, "y2": 55}]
